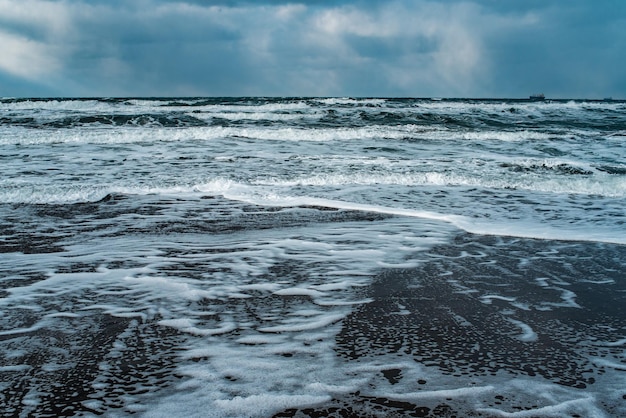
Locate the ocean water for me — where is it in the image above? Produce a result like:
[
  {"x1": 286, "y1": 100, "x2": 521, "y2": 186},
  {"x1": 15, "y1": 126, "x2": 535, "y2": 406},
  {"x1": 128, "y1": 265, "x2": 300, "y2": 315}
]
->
[{"x1": 0, "y1": 97, "x2": 625, "y2": 417}]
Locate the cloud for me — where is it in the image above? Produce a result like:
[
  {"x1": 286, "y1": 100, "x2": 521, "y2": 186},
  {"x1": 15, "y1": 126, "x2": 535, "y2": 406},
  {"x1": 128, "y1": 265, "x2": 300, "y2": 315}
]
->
[
  {"x1": 0, "y1": 0, "x2": 625, "y2": 97},
  {"x1": 0, "y1": 30, "x2": 61, "y2": 80},
  {"x1": 302, "y1": 1, "x2": 497, "y2": 95},
  {"x1": 0, "y1": 0, "x2": 72, "y2": 36},
  {"x1": 0, "y1": 0, "x2": 71, "y2": 83}
]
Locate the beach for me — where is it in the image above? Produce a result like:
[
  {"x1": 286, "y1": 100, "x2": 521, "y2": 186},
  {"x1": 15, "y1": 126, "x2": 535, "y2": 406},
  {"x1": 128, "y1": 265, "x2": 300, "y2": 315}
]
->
[{"x1": 1, "y1": 97, "x2": 625, "y2": 416}]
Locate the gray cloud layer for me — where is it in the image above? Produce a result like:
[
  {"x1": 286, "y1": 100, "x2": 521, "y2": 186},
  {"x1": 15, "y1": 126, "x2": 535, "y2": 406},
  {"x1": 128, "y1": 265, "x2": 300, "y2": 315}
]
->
[{"x1": 1, "y1": 0, "x2": 624, "y2": 97}]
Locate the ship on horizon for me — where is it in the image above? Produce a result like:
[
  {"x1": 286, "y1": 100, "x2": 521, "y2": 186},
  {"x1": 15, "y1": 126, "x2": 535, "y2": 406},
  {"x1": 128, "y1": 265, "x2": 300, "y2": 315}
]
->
[{"x1": 529, "y1": 93, "x2": 545, "y2": 100}]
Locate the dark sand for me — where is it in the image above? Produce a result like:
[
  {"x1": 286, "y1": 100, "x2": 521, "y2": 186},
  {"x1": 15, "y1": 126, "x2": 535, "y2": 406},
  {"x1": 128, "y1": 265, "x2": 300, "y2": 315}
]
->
[
  {"x1": 274, "y1": 234, "x2": 626, "y2": 417},
  {"x1": 1, "y1": 232, "x2": 625, "y2": 417}
]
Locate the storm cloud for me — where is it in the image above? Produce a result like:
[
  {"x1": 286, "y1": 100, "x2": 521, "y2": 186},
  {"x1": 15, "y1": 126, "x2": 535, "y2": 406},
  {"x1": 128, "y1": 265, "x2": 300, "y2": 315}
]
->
[{"x1": 0, "y1": 0, "x2": 624, "y2": 97}]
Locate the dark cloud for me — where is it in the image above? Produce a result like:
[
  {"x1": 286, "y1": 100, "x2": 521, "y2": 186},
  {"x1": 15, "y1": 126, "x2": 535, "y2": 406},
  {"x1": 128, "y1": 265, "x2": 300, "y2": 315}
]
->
[
  {"x1": 481, "y1": 1, "x2": 626, "y2": 98},
  {"x1": 0, "y1": 0, "x2": 625, "y2": 98}
]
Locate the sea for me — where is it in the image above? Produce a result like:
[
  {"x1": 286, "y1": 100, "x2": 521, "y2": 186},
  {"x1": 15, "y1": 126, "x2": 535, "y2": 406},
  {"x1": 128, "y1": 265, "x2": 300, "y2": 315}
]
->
[{"x1": 0, "y1": 97, "x2": 625, "y2": 417}]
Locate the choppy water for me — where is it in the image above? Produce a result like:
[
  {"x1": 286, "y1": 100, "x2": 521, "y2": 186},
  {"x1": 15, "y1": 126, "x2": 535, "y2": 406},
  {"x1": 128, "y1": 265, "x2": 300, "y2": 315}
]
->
[{"x1": 1, "y1": 97, "x2": 625, "y2": 417}]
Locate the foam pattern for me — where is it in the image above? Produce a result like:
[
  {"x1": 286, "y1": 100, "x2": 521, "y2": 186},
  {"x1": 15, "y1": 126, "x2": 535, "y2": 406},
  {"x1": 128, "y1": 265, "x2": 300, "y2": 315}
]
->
[{"x1": 1, "y1": 196, "x2": 625, "y2": 417}]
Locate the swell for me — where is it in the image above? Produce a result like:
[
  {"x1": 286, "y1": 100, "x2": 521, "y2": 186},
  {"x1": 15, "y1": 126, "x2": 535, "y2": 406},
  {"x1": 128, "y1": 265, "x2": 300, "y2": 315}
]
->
[
  {"x1": 2, "y1": 97, "x2": 625, "y2": 132},
  {"x1": 1, "y1": 113, "x2": 208, "y2": 129}
]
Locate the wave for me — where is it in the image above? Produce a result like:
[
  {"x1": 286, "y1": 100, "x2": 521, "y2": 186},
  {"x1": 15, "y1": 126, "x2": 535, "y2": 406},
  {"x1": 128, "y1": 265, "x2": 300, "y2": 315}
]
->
[
  {"x1": 0, "y1": 123, "x2": 586, "y2": 146},
  {"x1": 253, "y1": 170, "x2": 626, "y2": 198},
  {"x1": 0, "y1": 98, "x2": 133, "y2": 112},
  {"x1": 0, "y1": 113, "x2": 209, "y2": 129},
  {"x1": 0, "y1": 124, "x2": 433, "y2": 145},
  {"x1": 2, "y1": 176, "x2": 624, "y2": 245},
  {"x1": 2, "y1": 97, "x2": 625, "y2": 134},
  {"x1": 497, "y1": 158, "x2": 626, "y2": 178},
  {"x1": 4, "y1": 178, "x2": 624, "y2": 208},
  {"x1": 223, "y1": 192, "x2": 626, "y2": 245},
  {"x1": 0, "y1": 178, "x2": 239, "y2": 204},
  {"x1": 2, "y1": 96, "x2": 624, "y2": 247},
  {"x1": 312, "y1": 97, "x2": 387, "y2": 106}
]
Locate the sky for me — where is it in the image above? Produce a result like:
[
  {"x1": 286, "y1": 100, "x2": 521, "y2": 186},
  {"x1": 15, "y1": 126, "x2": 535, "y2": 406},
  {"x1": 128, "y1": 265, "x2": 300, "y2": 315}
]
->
[{"x1": 0, "y1": 0, "x2": 625, "y2": 98}]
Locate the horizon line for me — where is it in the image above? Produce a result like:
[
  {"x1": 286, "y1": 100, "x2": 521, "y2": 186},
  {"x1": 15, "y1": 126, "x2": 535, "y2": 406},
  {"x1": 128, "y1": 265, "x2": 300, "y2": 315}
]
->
[{"x1": 1, "y1": 95, "x2": 623, "y2": 101}]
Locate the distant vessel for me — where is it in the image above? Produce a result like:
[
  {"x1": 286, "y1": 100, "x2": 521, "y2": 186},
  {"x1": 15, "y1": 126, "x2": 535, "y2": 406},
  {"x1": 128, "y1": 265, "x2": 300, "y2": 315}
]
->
[{"x1": 529, "y1": 93, "x2": 545, "y2": 101}]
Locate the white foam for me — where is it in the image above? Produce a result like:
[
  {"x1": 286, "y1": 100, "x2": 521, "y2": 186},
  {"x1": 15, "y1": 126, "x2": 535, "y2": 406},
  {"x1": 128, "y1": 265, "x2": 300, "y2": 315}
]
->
[
  {"x1": 311, "y1": 280, "x2": 366, "y2": 291},
  {"x1": 306, "y1": 381, "x2": 369, "y2": 395},
  {"x1": 385, "y1": 385, "x2": 495, "y2": 401},
  {"x1": 506, "y1": 318, "x2": 538, "y2": 342},
  {"x1": 458, "y1": 130, "x2": 553, "y2": 142},
  {"x1": 0, "y1": 124, "x2": 418, "y2": 146},
  {"x1": 314, "y1": 97, "x2": 387, "y2": 106},
  {"x1": 258, "y1": 313, "x2": 345, "y2": 333},
  {"x1": 249, "y1": 167, "x2": 626, "y2": 198},
  {"x1": 223, "y1": 192, "x2": 466, "y2": 226},
  {"x1": 592, "y1": 358, "x2": 626, "y2": 371},
  {"x1": 213, "y1": 394, "x2": 332, "y2": 417},
  {"x1": 0, "y1": 178, "x2": 236, "y2": 204},
  {"x1": 479, "y1": 295, "x2": 517, "y2": 305},
  {"x1": 455, "y1": 217, "x2": 626, "y2": 245},
  {"x1": 0, "y1": 207, "x2": 464, "y2": 415},
  {"x1": 476, "y1": 397, "x2": 602, "y2": 418},
  {"x1": 0, "y1": 98, "x2": 118, "y2": 113},
  {"x1": 273, "y1": 287, "x2": 325, "y2": 298},
  {"x1": 222, "y1": 189, "x2": 626, "y2": 245},
  {"x1": 0, "y1": 365, "x2": 30, "y2": 372},
  {"x1": 196, "y1": 111, "x2": 320, "y2": 122},
  {"x1": 599, "y1": 338, "x2": 626, "y2": 347},
  {"x1": 238, "y1": 283, "x2": 282, "y2": 293},
  {"x1": 180, "y1": 100, "x2": 313, "y2": 114},
  {"x1": 168, "y1": 321, "x2": 238, "y2": 337}
]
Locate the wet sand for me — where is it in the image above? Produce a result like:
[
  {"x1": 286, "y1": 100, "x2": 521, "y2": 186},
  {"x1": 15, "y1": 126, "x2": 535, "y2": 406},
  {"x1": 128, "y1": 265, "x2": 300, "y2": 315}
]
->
[
  {"x1": 274, "y1": 234, "x2": 626, "y2": 417},
  {"x1": 1, "y1": 228, "x2": 625, "y2": 417}
]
